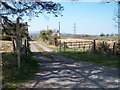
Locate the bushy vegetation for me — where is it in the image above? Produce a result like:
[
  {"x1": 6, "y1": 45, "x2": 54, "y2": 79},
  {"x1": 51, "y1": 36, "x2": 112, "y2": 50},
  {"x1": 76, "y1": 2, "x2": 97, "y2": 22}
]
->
[
  {"x1": 1, "y1": 34, "x2": 12, "y2": 41},
  {"x1": 115, "y1": 42, "x2": 120, "y2": 56},
  {"x1": 96, "y1": 41, "x2": 120, "y2": 56},
  {"x1": 96, "y1": 41, "x2": 111, "y2": 54},
  {"x1": 40, "y1": 29, "x2": 60, "y2": 46},
  {"x1": 2, "y1": 52, "x2": 38, "y2": 88}
]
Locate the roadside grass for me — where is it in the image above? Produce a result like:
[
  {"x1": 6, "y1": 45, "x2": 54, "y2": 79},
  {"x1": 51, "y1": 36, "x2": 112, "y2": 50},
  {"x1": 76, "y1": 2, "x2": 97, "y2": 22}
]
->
[
  {"x1": 60, "y1": 52, "x2": 119, "y2": 68},
  {"x1": 2, "y1": 52, "x2": 38, "y2": 88},
  {"x1": 37, "y1": 38, "x2": 119, "y2": 68},
  {"x1": 37, "y1": 39, "x2": 74, "y2": 52},
  {"x1": 37, "y1": 39, "x2": 58, "y2": 52},
  {"x1": 33, "y1": 43, "x2": 44, "y2": 52}
]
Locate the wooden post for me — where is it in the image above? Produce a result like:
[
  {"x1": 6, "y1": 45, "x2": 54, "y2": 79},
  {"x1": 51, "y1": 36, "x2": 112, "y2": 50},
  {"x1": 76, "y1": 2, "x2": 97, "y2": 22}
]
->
[
  {"x1": 59, "y1": 40, "x2": 61, "y2": 52},
  {"x1": 113, "y1": 42, "x2": 116, "y2": 53},
  {"x1": 71, "y1": 42, "x2": 72, "y2": 46},
  {"x1": 103, "y1": 41, "x2": 105, "y2": 45},
  {"x1": 12, "y1": 36, "x2": 16, "y2": 53},
  {"x1": 16, "y1": 17, "x2": 21, "y2": 68},
  {"x1": 89, "y1": 44, "x2": 91, "y2": 51},
  {"x1": 64, "y1": 42, "x2": 66, "y2": 52},
  {"x1": 83, "y1": 44, "x2": 85, "y2": 51},
  {"x1": 26, "y1": 39, "x2": 28, "y2": 49},
  {"x1": 24, "y1": 39, "x2": 27, "y2": 60},
  {"x1": 79, "y1": 42, "x2": 80, "y2": 48},
  {"x1": 93, "y1": 40, "x2": 96, "y2": 52},
  {"x1": 73, "y1": 42, "x2": 75, "y2": 53}
]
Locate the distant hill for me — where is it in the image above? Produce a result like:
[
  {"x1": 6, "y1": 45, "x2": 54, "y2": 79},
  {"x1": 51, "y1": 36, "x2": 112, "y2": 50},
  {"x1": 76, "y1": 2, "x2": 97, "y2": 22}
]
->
[
  {"x1": 60, "y1": 33, "x2": 93, "y2": 38},
  {"x1": 29, "y1": 31, "x2": 40, "y2": 35}
]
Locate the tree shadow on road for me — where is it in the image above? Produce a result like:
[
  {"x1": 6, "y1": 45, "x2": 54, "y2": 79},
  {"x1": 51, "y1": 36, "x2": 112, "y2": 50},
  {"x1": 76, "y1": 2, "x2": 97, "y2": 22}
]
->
[{"x1": 23, "y1": 51, "x2": 119, "y2": 89}]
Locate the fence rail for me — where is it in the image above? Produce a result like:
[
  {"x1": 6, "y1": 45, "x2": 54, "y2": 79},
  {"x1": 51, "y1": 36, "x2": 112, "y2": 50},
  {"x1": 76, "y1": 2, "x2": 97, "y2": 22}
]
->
[
  {"x1": 58, "y1": 40, "x2": 94, "y2": 52},
  {"x1": 58, "y1": 40, "x2": 117, "y2": 53}
]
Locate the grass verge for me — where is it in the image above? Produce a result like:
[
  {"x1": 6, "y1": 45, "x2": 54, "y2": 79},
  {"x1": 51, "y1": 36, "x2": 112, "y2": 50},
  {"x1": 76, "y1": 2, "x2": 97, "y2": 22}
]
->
[
  {"x1": 2, "y1": 52, "x2": 38, "y2": 88},
  {"x1": 37, "y1": 39, "x2": 119, "y2": 68},
  {"x1": 37, "y1": 39, "x2": 58, "y2": 52},
  {"x1": 60, "y1": 52, "x2": 119, "y2": 68}
]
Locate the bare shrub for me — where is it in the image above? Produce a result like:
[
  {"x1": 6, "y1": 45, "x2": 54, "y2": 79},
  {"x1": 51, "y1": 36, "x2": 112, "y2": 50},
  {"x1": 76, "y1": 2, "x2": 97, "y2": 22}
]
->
[
  {"x1": 115, "y1": 42, "x2": 120, "y2": 56},
  {"x1": 96, "y1": 41, "x2": 111, "y2": 54}
]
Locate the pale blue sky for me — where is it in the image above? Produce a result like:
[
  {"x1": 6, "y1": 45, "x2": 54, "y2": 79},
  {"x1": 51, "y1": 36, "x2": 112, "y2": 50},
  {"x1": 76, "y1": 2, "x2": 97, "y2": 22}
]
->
[{"x1": 28, "y1": 2, "x2": 118, "y2": 35}]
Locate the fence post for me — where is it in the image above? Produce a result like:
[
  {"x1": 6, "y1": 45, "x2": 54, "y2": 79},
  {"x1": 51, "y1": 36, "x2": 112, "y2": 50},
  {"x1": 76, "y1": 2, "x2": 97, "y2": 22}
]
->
[
  {"x1": 74, "y1": 44, "x2": 75, "y2": 53},
  {"x1": 24, "y1": 39, "x2": 27, "y2": 61},
  {"x1": 64, "y1": 42, "x2": 66, "y2": 52},
  {"x1": 79, "y1": 42, "x2": 80, "y2": 48},
  {"x1": 83, "y1": 44, "x2": 85, "y2": 51},
  {"x1": 59, "y1": 40, "x2": 61, "y2": 52},
  {"x1": 93, "y1": 40, "x2": 96, "y2": 52},
  {"x1": 113, "y1": 42, "x2": 116, "y2": 53}
]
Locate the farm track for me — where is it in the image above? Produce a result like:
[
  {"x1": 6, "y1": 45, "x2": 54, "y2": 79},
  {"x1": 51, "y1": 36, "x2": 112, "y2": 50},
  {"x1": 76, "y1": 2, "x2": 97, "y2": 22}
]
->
[{"x1": 21, "y1": 41, "x2": 119, "y2": 89}]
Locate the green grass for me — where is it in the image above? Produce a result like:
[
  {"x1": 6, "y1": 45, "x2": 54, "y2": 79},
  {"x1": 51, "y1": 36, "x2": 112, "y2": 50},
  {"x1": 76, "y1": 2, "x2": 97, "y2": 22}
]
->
[
  {"x1": 2, "y1": 52, "x2": 38, "y2": 88},
  {"x1": 37, "y1": 38, "x2": 119, "y2": 68},
  {"x1": 37, "y1": 39, "x2": 76, "y2": 52},
  {"x1": 60, "y1": 52, "x2": 119, "y2": 68}
]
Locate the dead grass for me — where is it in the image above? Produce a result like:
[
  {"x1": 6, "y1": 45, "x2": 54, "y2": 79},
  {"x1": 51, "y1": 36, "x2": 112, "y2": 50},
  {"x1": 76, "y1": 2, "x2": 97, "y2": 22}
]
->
[{"x1": 0, "y1": 41, "x2": 12, "y2": 52}]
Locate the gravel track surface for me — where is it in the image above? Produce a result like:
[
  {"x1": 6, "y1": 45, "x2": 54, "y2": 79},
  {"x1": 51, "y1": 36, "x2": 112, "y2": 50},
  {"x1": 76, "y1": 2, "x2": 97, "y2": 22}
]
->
[{"x1": 22, "y1": 41, "x2": 119, "y2": 89}]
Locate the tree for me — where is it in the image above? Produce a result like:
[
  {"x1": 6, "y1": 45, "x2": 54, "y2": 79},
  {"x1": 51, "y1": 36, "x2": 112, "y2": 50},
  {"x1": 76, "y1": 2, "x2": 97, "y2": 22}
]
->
[
  {"x1": 40, "y1": 30, "x2": 48, "y2": 42},
  {"x1": 2, "y1": 21, "x2": 16, "y2": 52},
  {"x1": 100, "y1": 33, "x2": 105, "y2": 36},
  {"x1": 0, "y1": 1, "x2": 64, "y2": 68},
  {"x1": 103, "y1": 1, "x2": 120, "y2": 42},
  {"x1": 104, "y1": 1, "x2": 120, "y2": 56}
]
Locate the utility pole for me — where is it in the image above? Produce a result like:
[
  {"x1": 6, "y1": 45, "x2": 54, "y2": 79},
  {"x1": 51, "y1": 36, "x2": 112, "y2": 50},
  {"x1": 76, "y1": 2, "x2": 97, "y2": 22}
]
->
[
  {"x1": 59, "y1": 21, "x2": 60, "y2": 32},
  {"x1": 47, "y1": 25, "x2": 49, "y2": 30},
  {"x1": 74, "y1": 23, "x2": 76, "y2": 36},
  {"x1": 58, "y1": 21, "x2": 61, "y2": 38}
]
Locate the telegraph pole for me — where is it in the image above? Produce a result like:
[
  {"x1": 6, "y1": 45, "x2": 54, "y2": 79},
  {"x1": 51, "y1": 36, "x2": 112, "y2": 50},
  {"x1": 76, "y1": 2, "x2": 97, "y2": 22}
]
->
[
  {"x1": 58, "y1": 21, "x2": 61, "y2": 39},
  {"x1": 74, "y1": 23, "x2": 76, "y2": 36},
  {"x1": 59, "y1": 21, "x2": 60, "y2": 33},
  {"x1": 47, "y1": 25, "x2": 49, "y2": 30}
]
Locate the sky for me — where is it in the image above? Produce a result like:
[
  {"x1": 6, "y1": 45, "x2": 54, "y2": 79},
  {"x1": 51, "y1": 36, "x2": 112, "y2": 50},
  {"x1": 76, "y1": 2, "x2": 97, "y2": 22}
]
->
[{"x1": 28, "y1": 1, "x2": 118, "y2": 35}]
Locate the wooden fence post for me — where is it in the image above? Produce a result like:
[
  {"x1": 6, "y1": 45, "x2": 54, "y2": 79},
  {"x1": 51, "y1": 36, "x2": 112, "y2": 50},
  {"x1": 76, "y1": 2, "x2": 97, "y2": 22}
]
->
[
  {"x1": 16, "y1": 17, "x2": 21, "y2": 68},
  {"x1": 64, "y1": 42, "x2": 66, "y2": 52},
  {"x1": 113, "y1": 42, "x2": 116, "y2": 53},
  {"x1": 24, "y1": 39, "x2": 27, "y2": 61},
  {"x1": 27, "y1": 38, "x2": 29, "y2": 49},
  {"x1": 74, "y1": 44, "x2": 75, "y2": 53},
  {"x1": 79, "y1": 42, "x2": 80, "y2": 48},
  {"x1": 12, "y1": 36, "x2": 16, "y2": 53},
  {"x1": 93, "y1": 40, "x2": 96, "y2": 52},
  {"x1": 59, "y1": 40, "x2": 61, "y2": 52}
]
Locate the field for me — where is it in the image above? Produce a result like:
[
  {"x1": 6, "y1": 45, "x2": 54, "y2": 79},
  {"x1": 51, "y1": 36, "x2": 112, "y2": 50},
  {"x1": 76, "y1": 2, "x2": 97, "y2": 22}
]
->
[
  {"x1": 60, "y1": 35, "x2": 118, "y2": 41},
  {"x1": 0, "y1": 41, "x2": 12, "y2": 53},
  {"x1": 58, "y1": 36, "x2": 118, "y2": 48}
]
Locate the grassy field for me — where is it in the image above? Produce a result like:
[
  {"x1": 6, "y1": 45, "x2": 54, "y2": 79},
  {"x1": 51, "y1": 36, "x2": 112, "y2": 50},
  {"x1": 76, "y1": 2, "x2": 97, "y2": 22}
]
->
[
  {"x1": 2, "y1": 52, "x2": 38, "y2": 88},
  {"x1": 60, "y1": 35, "x2": 118, "y2": 41}
]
